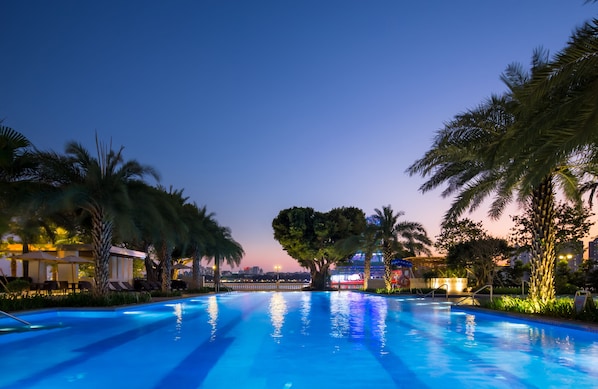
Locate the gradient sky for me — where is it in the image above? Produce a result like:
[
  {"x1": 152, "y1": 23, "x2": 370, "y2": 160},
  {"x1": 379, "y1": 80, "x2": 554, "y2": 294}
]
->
[{"x1": 1, "y1": 1, "x2": 597, "y2": 272}]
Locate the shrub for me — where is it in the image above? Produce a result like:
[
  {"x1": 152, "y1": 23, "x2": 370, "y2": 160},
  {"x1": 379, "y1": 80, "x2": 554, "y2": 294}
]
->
[
  {"x1": 0, "y1": 292, "x2": 151, "y2": 312},
  {"x1": 486, "y1": 287, "x2": 522, "y2": 295},
  {"x1": 5, "y1": 279, "x2": 30, "y2": 294},
  {"x1": 150, "y1": 290, "x2": 182, "y2": 298},
  {"x1": 185, "y1": 287, "x2": 217, "y2": 294},
  {"x1": 484, "y1": 295, "x2": 598, "y2": 322}
]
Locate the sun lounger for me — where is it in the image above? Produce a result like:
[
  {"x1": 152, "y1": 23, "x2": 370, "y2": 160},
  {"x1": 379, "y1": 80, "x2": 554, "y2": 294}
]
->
[
  {"x1": 171, "y1": 280, "x2": 187, "y2": 290},
  {"x1": 41, "y1": 281, "x2": 59, "y2": 295},
  {"x1": 78, "y1": 281, "x2": 93, "y2": 292},
  {"x1": 118, "y1": 281, "x2": 136, "y2": 292}
]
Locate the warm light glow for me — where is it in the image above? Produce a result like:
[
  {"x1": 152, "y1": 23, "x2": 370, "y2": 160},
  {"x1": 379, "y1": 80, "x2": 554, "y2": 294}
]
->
[
  {"x1": 430, "y1": 277, "x2": 467, "y2": 294},
  {"x1": 558, "y1": 254, "x2": 573, "y2": 260}
]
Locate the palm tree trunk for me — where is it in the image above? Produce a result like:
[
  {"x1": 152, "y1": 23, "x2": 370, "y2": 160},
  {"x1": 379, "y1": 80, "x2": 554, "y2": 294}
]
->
[
  {"x1": 383, "y1": 243, "x2": 393, "y2": 292},
  {"x1": 159, "y1": 242, "x2": 172, "y2": 292},
  {"x1": 92, "y1": 211, "x2": 113, "y2": 296},
  {"x1": 192, "y1": 245, "x2": 201, "y2": 289},
  {"x1": 22, "y1": 242, "x2": 29, "y2": 278},
  {"x1": 363, "y1": 253, "x2": 372, "y2": 290},
  {"x1": 10, "y1": 258, "x2": 17, "y2": 277},
  {"x1": 528, "y1": 177, "x2": 557, "y2": 304},
  {"x1": 214, "y1": 258, "x2": 220, "y2": 292}
]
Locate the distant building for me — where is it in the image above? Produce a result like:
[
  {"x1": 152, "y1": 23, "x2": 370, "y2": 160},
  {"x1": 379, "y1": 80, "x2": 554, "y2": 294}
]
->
[{"x1": 589, "y1": 237, "x2": 598, "y2": 262}]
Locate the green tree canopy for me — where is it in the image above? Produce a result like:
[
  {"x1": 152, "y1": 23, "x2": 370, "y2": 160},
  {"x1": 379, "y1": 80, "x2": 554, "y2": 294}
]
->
[
  {"x1": 272, "y1": 206, "x2": 366, "y2": 290},
  {"x1": 435, "y1": 218, "x2": 487, "y2": 255},
  {"x1": 446, "y1": 237, "x2": 511, "y2": 287}
]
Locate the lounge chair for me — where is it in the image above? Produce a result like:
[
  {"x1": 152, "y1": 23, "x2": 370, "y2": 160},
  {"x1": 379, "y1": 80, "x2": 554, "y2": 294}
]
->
[
  {"x1": 78, "y1": 281, "x2": 93, "y2": 292},
  {"x1": 171, "y1": 280, "x2": 187, "y2": 290},
  {"x1": 118, "y1": 281, "x2": 136, "y2": 292},
  {"x1": 58, "y1": 281, "x2": 69, "y2": 293},
  {"x1": 133, "y1": 279, "x2": 151, "y2": 291},
  {"x1": 41, "y1": 280, "x2": 59, "y2": 295},
  {"x1": 149, "y1": 281, "x2": 162, "y2": 290},
  {"x1": 109, "y1": 281, "x2": 123, "y2": 291}
]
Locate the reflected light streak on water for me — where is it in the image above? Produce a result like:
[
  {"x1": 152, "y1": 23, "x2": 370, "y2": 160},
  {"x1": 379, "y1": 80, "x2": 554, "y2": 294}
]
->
[
  {"x1": 172, "y1": 303, "x2": 183, "y2": 341},
  {"x1": 269, "y1": 292, "x2": 287, "y2": 342},
  {"x1": 465, "y1": 314, "x2": 476, "y2": 345},
  {"x1": 300, "y1": 293, "x2": 311, "y2": 335},
  {"x1": 207, "y1": 296, "x2": 218, "y2": 341},
  {"x1": 370, "y1": 296, "x2": 387, "y2": 352},
  {"x1": 330, "y1": 292, "x2": 350, "y2": 339}
]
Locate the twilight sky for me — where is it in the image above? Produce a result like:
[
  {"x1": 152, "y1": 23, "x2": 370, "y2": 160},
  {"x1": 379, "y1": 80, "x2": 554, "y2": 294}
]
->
[{"x1": 1, "y1": 1, "x2": 597, "y2": 272}]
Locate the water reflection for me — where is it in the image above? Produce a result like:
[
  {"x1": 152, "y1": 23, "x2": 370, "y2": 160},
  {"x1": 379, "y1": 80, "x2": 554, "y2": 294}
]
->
[
  {"x1": 172, "y1": 303, "x2": 183, "y2": 341},
  {"x1": 207, "y1": 296, "x2": 218, "y2": 341},
  {"x1": 269, "y1": 293, "x2": 287, "y2": 342},
  {"x1": 300, "y1": 293, "x2": 311, "y2": 335},
  {"x1": 465, "y1": 314, "x2": 476, "y2": 344},
  {"x1": 330, "y1": 292, "x2": 350, "y2": 338},
  {"x1": 348, "y1": 294, "x2": 365, "y2": 340},
  {"x1": 369, "y1": 296, "x2": 387, "y2": 352}
]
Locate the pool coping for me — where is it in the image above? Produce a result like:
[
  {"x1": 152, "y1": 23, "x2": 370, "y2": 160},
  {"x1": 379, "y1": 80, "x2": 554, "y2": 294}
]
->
[
  {"x1": 2, "y1": 293, "x2": 210, "y2": 317},
  {"x1": 451, "y1": 304, "x2": 598, "y2": 333},
  {"x1": 357, "y1": 290, "x2": 598, "y2": 333},
  {"x1": 6, "y1": 291, "x2": 598, "y2": 335}
]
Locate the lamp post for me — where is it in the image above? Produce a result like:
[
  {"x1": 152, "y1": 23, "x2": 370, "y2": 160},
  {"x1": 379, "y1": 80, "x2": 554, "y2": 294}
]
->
[
  {"x1": 213, "y1": 265, "x2": 219, "y2": 293},
  {"x1": 274, "y1": 265, "x2": 281, "y2": 281}
]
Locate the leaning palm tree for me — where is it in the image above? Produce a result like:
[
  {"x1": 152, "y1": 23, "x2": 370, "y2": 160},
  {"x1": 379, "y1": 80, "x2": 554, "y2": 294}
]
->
[
  {"x1": 372, "y1": 205, "x2": 431, "y2": 292},
  {"x1": 33, "y1": 137, "x2": 159, "y2": 296}
]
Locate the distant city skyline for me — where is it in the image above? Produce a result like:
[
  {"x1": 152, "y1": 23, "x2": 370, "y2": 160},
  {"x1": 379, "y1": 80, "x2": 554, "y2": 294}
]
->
[{"x1": 2, "y1": 1, "x2": 597, "y2": 272}]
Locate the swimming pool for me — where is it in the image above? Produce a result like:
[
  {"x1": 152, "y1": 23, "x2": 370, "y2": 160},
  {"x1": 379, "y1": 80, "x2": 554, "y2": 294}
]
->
[{"x1": 1, "y1": 291, "x2": 597, "y2": 388}]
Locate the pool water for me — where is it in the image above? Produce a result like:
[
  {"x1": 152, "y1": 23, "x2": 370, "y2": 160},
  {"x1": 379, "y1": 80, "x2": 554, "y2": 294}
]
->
[{"x1": 1, "y1": 291, "x2": 597, "y2": 388}]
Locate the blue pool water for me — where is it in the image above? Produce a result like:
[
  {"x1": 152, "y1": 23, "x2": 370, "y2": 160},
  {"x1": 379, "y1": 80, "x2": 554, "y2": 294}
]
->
[{"x1": 1, "y1": 291, "x2": 597, "y2": 389}]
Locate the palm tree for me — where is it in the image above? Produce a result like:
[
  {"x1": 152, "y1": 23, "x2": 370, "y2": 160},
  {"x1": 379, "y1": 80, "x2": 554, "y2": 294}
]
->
[
  {"x1": 153, "y1": 187, "x2": 190, "y2": 292},
  {"x1": 515, "y1": 19, "x2": 598, "y2": 184},
  {"x1": 337, "y1": 217, "x2": 380, "y2": 290},
  {"x1": 359, "y1": 221, "x2": 380, "y2": 290},
  {"x1": 372, "y1": 205, "x2": 431, "y2": 292},
  {"x1": 33, "y1": 137, "x2": 159, "y2": 296},
  {"x1": 205, "y1": 225, "x2": 244, "y2": 292},
  {"x1": 181, "y1": 203, "x2": 217, "y2": 289},
  {"x1": 0, "y1": 126, "x2": 49, "y2": 276},
  {"x1": 408, "y1": 50, "x2": 584, "y2": 303}
]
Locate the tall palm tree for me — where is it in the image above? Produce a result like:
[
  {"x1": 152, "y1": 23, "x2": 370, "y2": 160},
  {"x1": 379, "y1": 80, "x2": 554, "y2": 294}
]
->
[
  {"x1": 0, "y1": 126, "x2": 52, "y2": 276},
  {"x1": 337, "y1": 217, "x2": 380, "y2": 290},
  {"x1": 358, "y1": 221, "x2": 380, "y2": 290},
  {"x1": 205, "y1": 225, "x2": 244, "y2": 291},
  {"x1": 181, "y1": 203, "x2": 217, "y2": 289},
  {"x1": 516, "y1": 19, "x2": 598, "y2": 183},
  {"x1": 34, "y1": 137, "x2": 159, "y2": 296},
  {"x1": 0, "y1": 126, "x2": 34, "y2": 234},
  {"x1": 154, "y1": 187, "x2": 189, "y2": 292},
  {"x1": 372, "y1": 205, "x2": 431, "y2": 292},
  {"x1": 408, "y1": 50, "x2": 584, "y2": 303}
]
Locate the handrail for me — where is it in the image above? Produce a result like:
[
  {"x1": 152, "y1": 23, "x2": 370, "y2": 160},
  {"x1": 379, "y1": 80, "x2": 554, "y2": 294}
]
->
[
  {"x1": 454, "y1": 284, "x2": 493, "y2": 306},
  {"x1": 0, "y1": 310, "x2": 31, "y2": 326},
  {"x1": 423, "y1": 284, "x2": 448, "y2": 300}
]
